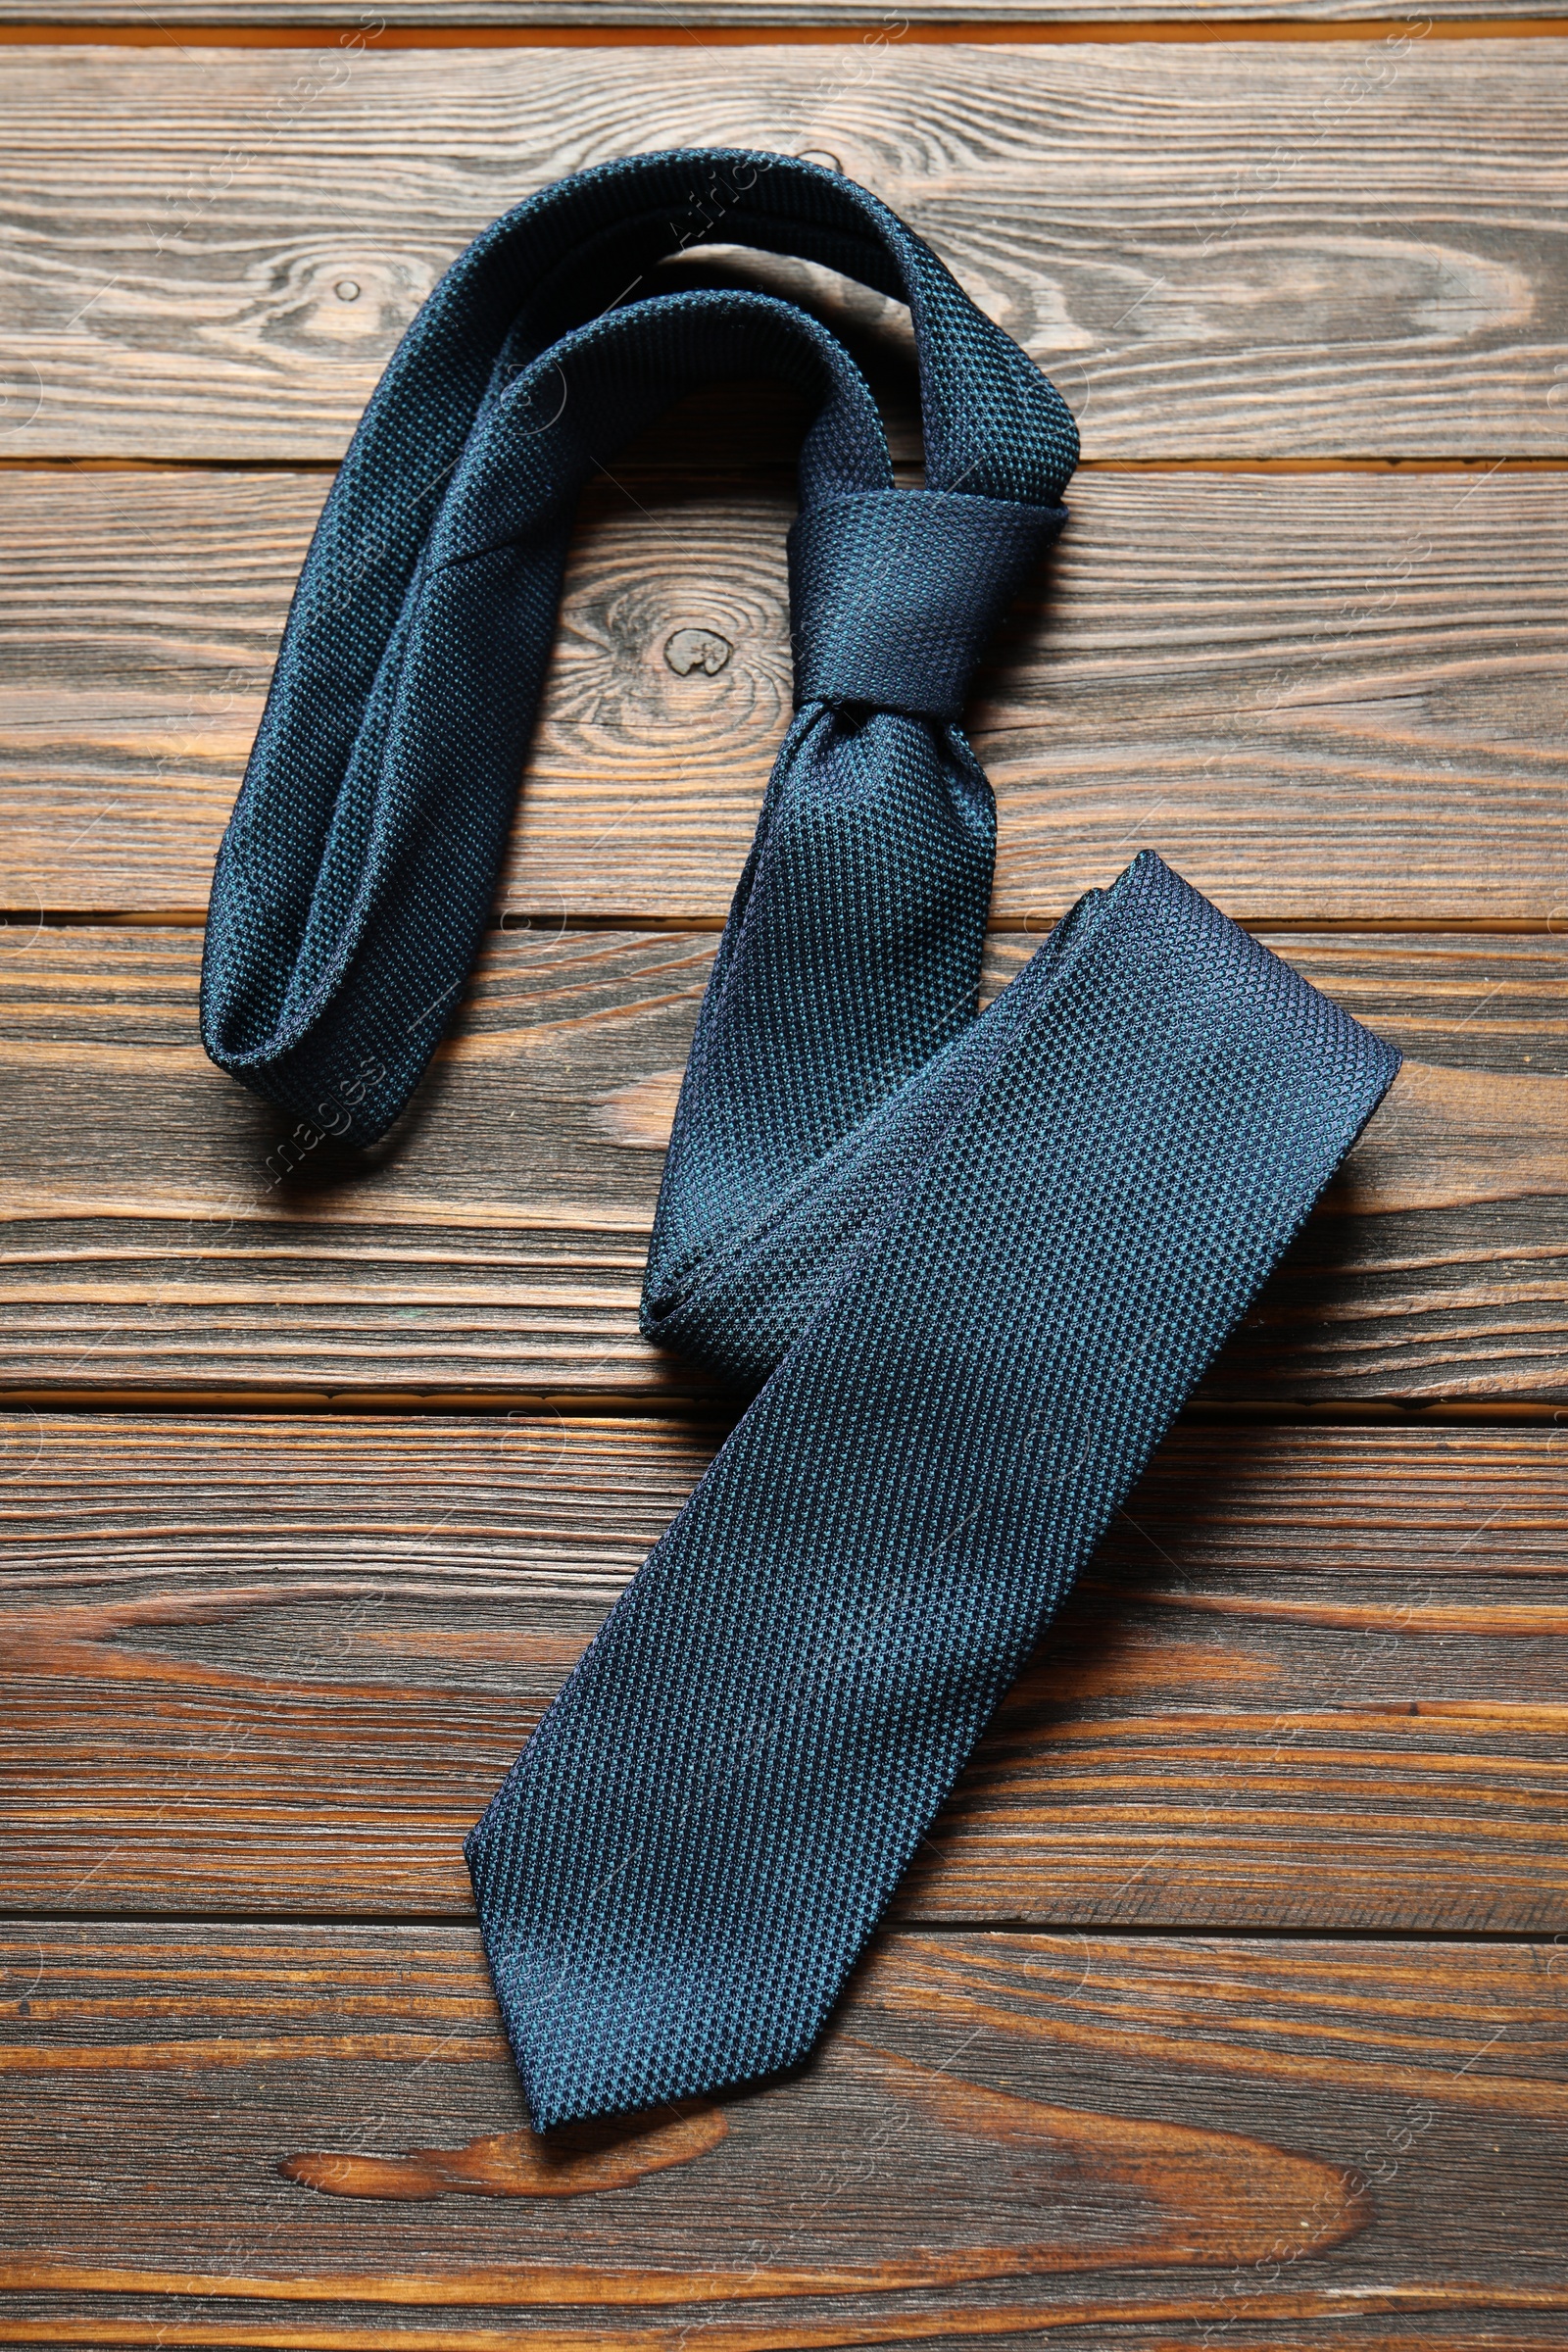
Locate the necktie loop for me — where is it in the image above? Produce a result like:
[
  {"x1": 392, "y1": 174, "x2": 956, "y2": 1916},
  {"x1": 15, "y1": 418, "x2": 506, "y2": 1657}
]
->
[{"x1": 200, "y1": 149, "x2": 1081, "y2": 1143}]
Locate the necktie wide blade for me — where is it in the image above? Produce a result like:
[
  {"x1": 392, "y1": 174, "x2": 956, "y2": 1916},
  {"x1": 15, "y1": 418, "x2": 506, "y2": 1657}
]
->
[{"x1": 198, "y1": 149, "x2": 1401, "y2": 2130}]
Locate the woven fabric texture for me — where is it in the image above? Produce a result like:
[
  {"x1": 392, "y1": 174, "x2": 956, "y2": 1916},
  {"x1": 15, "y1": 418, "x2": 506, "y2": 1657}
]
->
[{"x1": 198, "y1": 150, "x2": 1401, "y2": 2132}]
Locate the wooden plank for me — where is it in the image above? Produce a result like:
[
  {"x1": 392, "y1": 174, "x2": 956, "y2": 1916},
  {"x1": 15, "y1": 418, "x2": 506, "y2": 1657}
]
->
[
  {"x1": 2, "y1": 1415, "x2": 1566, "y2": 1927},
  {"x1": 0, "y1": 1922, "x2": 1561, "y2": 2350},
  {"x1": 1, "y1": 928, "x2": 1567, "y2": 1402},
  {"x1": 4, "y1": 2, "x2": 1566, "y2": 24},
  {"x1": 1, "y1": 41, "x2": 1565, "y2": 460},
  {"x1": 3, "y1": 466, "x2": 1564, "y2": 923}
]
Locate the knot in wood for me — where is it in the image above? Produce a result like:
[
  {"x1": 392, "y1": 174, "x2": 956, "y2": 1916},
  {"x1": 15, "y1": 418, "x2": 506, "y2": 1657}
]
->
[{"x1": 664, "y1": 626, "x2": 732, "y2": 677}]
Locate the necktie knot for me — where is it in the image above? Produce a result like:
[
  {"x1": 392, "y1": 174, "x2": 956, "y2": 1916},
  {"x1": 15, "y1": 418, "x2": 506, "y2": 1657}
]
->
[{"x1": 787, "y1": 487, "x2": 1065, "y2": 722}]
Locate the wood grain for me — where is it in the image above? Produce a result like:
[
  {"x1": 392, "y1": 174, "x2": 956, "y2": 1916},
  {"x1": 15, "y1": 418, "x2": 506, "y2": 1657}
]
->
[
  {"x1": 1, "y1": 928, "x2": 1566, "y2": 1401},
  {"x1": 1, "y1": 1414, "x2": 1564, "y2": 1926},
  {"x1": 3, "y1": 467, "x2": 1566, "y2": 923},
  {"x1": 1, "y1": 41, "x2": 1565, "y2": 461},
  {"x1": 1, "y1": 9, "x2": 1562, "y2": 2340},
  {"x1": 5, "y1": 2, "x2": 1566, "y2": 24},
  {"x1": 0, "y1": 1921, "x2": 1560, "y2": 2350}
]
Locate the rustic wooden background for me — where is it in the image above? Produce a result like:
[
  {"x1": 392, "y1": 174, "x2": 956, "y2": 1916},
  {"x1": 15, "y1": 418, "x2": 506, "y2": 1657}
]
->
[{"x1": 2, "y1": 2, "x2": 1567, "y2": 2348}]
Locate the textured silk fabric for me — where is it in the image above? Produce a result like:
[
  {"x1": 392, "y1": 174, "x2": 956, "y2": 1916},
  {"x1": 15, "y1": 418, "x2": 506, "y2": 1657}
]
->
[{"x1": 198, "y1": 150, "x2": 1401, "y2": 2131}]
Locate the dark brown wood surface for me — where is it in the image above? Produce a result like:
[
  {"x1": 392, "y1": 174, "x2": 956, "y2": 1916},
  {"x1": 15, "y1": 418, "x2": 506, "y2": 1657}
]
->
[
  {"x1": 3, "y1": 1417, "x2": 1566, "y2": 1926},
  {"x1": 4, "y1": 466, "x2": 1566, "y2": 922},
  {"x1": 2, "y1": 41, "x2": 1567, "y2": 461},
  {"x1": 0, "y1": 10, "x2": 1564, "y2": 2348},
  {"x1": 0, "y1": 1922, "x2": 1563, "y2": 2351},
  {"x1": 3, "y1": 929, "x2": 1567, "y2": 1400}
]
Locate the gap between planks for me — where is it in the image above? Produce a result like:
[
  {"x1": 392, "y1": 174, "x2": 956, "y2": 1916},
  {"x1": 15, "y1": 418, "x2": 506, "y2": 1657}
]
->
[
  {"x1": 5, "y1": 1393, "x2": 1567, "y2": 1420},
  {"x1": 3, "y1": 14, "x2": 1568, "y2": 37},
  {"x1": 3, "y1": 457, "x2": 1566, "y2": 475},
  {"x1": 6, "y1": 913, "x2": 1568, "y2": 933},
  {"x1": 0, "y1": 1907, "x2": 1555, "y2": 1941}
]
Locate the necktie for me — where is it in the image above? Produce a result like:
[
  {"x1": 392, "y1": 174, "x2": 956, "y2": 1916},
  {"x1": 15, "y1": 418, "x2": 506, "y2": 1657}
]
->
[{"x1": 200, "y1": 150, "x2": 1400, "y2": 2131}]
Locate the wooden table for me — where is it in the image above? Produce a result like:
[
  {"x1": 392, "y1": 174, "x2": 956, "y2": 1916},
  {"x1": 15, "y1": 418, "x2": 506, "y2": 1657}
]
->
[{"x1": 2, "y1": 3, "x2": 1566, "y2": 2346}]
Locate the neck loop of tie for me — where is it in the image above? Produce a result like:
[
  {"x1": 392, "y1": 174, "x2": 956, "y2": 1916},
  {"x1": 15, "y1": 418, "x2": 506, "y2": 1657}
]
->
[{"x1": 198, "y1": 148, "x2": 1079, "y2": 1148}]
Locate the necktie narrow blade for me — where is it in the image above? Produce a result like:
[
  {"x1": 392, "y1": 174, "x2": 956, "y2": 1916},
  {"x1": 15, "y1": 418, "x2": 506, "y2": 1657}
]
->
[{"x1": 199, "y1": 150, "x2": 1400, "y2": 2130}]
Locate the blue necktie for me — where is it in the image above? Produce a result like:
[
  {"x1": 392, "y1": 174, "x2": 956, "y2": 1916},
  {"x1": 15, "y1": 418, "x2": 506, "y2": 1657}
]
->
[{"x1": 200, "y1": 150, "x2": 1400, "y2": 2131}]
